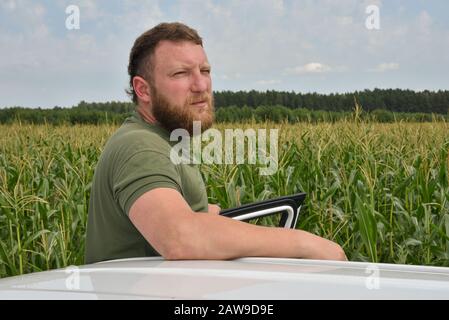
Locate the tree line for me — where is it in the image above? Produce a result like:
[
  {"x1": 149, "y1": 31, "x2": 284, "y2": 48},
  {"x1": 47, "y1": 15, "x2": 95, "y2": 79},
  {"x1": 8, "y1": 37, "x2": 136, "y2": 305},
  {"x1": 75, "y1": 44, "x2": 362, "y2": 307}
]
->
[
  {"x1": 214, "y1": 88, "x2": 449, "y2": 113},
  {"x1": 0, "y1": 88, "x2": 448, "y2": 125}
]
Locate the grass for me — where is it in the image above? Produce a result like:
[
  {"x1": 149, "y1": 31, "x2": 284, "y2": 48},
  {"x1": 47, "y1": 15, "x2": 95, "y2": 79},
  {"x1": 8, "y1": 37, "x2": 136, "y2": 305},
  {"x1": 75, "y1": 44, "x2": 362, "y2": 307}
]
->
[{"x1": 1, "y1": 119, "x2": 449, "y2": 278}]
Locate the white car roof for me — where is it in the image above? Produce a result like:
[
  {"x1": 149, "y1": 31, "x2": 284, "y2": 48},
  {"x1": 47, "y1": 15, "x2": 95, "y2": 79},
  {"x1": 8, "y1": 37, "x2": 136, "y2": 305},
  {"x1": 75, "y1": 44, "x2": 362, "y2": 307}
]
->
[{"x1": 0, "y1": 257, "x2": 448, "y2": 299}]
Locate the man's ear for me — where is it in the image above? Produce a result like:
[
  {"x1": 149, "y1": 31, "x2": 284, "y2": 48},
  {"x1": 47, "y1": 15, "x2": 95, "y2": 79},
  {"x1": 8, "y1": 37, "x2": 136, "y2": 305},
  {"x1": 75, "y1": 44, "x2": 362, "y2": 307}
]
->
[{"x1": 132, "y1": 76, "x2": 151, "y2": 104}]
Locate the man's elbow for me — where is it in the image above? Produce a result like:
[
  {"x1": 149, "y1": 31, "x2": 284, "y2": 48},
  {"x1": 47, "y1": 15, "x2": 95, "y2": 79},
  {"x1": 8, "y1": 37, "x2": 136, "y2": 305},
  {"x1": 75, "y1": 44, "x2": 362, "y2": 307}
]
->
[
  {"x1": 162, "y1": 248, "x2": 189, "y2": 260},
  {"x1": 159, "y1": 241, "x2": 201, "y2": 260},
  {"x1": 156, "y1": 223, "x2": 204, "y2": 260}
]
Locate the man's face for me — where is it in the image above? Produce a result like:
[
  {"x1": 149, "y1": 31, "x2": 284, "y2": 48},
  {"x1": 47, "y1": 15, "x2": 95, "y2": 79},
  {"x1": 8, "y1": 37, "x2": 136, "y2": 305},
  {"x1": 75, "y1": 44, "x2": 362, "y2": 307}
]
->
[{"x1": 149, "y1": 40, "x2": 214, "y2": 135}]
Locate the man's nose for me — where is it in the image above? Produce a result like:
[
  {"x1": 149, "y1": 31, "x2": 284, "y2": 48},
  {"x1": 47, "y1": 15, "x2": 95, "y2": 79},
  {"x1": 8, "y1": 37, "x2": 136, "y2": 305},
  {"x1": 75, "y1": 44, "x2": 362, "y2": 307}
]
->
[{"x1": 191, "y1": 70, "x2": 209, "y2": 93}]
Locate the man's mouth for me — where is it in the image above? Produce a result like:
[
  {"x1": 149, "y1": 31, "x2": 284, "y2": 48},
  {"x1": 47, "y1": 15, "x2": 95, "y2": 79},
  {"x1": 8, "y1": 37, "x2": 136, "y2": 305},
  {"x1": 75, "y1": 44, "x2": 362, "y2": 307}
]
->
[{"x1": 190, "y1": 100, "x2": 207, "y2": 107}]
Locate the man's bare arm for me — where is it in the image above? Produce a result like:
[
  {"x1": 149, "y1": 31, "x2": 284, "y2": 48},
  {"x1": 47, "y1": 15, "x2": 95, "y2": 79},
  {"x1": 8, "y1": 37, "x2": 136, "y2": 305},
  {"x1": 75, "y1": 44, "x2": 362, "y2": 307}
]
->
[{"x1": 129, "y1": 188, "x2": 347, "y2": 261}]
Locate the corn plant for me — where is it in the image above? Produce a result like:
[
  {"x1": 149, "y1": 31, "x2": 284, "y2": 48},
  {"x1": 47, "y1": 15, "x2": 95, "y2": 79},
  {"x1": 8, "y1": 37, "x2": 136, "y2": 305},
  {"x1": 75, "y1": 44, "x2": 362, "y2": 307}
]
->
[{"x1": 1, "y1": 119, "x2": 449, "y2": 278}]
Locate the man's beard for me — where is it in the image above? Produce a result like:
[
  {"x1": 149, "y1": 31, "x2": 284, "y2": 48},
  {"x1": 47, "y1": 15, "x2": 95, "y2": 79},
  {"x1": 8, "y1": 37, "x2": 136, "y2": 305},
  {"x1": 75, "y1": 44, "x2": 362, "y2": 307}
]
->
[{"x1": 151, "y1": 87, "x2": 214, "y2": 136}]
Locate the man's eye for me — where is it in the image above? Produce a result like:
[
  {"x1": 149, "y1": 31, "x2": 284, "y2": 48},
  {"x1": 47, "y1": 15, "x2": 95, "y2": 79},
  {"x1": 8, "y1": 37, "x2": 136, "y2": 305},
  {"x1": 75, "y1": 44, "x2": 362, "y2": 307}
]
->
[
  {"x1": 201, "y1": 69, "x2": 211, "y2": 74},
  {"x1": 174, "y1": 71, "x2": 187, "y2": 76}
]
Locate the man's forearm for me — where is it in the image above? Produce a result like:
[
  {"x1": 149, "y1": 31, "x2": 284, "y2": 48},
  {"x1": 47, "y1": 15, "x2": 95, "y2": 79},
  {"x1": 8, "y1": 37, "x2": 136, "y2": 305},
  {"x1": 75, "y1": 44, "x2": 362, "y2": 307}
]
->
[{"x1": 167, "y1": 211, "x2": 346, "y2": 261}]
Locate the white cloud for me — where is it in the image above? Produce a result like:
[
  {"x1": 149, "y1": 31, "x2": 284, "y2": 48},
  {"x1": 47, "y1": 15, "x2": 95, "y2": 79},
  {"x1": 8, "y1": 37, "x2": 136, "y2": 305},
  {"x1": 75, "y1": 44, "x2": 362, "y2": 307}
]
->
[
  {"x1": 271, "y1": 0, "x2": 285, "y2": 15},
  {"x1": 337, "y1": 16, "x2": 353, "y2": 26},
  {"x1": 418, "y1": 10, "x2": 432, "y2": 31},
  {"x1": 285, "y1": 63, "x2": 332, "y2": 75},
  {"x1": 1, "y1": 0, "x2": 17, "y2": 10},
  {"x1": 255, "y1": 79, "x2": 281, "y2": 86},
  {"x1": 219, "y1": 73, "x2": 241, "y2": 80},
  {"x1": 78, "y1": 0, "x2": 101, "y2": 20},
  {"x1": 369, "y1": 62, "x2": 399, "y2": 72}
]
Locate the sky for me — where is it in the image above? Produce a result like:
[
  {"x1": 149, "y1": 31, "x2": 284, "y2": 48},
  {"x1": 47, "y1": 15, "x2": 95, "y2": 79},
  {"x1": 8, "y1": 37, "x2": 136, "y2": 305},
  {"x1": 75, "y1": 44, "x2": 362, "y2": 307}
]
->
[{"x1": 0, "y1": 0, "x2": 448, "y2": 108}]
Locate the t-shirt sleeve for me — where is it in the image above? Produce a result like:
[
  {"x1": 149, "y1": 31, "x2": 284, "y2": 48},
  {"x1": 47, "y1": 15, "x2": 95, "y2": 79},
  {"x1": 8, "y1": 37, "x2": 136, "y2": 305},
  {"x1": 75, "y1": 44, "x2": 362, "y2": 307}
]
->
[{"x1": 112, "y1": 149, "x2": 182, "y2": 216}]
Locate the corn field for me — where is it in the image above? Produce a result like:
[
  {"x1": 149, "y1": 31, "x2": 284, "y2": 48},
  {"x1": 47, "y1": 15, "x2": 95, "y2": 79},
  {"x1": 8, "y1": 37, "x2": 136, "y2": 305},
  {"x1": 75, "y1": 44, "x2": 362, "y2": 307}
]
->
[{"x1": 1, "y1": 119, "x2": 449, "y2": 278}]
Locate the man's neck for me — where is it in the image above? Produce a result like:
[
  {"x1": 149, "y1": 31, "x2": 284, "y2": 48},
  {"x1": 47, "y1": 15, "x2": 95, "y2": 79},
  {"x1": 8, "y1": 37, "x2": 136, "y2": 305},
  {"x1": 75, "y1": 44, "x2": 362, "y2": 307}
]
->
[{"x1": 137, "y1": 105, "x2": 157, "y2": 125}]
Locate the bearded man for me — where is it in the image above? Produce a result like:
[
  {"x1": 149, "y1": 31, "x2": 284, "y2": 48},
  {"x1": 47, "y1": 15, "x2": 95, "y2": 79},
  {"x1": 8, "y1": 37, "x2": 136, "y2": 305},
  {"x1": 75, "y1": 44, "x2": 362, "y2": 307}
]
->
[{"x1": 85, "y1": 22, "x2": 346, "y2": 264}]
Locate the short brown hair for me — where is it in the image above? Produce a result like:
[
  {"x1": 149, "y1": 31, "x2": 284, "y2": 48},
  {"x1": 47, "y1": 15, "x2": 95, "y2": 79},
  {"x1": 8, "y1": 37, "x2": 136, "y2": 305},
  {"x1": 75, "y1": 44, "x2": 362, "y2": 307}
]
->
[{"x1": 126, "y1": 22, "x2": 203, "y2": 104}]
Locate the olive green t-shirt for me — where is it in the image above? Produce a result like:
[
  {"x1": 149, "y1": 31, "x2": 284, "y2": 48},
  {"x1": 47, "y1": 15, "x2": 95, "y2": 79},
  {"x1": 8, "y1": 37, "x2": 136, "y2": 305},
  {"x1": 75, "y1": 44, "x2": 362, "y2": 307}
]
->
[{"x1": 85, "y1": 112, "x2": 208, "y2": 264}]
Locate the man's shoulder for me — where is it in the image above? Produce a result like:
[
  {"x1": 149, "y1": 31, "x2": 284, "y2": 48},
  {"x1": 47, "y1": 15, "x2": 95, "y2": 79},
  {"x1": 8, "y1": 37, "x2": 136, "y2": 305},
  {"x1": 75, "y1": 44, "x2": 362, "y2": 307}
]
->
[{"x1": 107, "y1": 121, "x2": 172, "y2": 156}]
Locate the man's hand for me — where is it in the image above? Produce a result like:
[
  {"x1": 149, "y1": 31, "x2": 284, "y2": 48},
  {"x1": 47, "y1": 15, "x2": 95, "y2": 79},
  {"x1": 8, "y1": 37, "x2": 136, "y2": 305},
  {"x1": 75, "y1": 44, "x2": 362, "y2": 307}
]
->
[
  {"x1": 297, "y1": 230, "x2": 348, "y2": 261},
  {"x1": 208, "y1": 204, "x2": 221, "y2": 215}
]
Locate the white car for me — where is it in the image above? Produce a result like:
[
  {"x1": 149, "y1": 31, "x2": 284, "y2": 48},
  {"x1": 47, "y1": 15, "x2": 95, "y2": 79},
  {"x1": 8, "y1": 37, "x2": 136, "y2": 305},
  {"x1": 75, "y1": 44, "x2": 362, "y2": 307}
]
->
[
  {"x1": 1, "y1": 193, "x2": 448, "y2": 300},
  {"x1": 1, "y1": 256, "x2": 449, "y2": 300}
]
